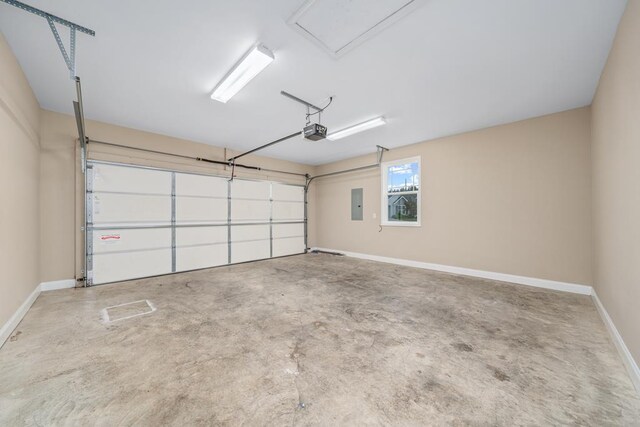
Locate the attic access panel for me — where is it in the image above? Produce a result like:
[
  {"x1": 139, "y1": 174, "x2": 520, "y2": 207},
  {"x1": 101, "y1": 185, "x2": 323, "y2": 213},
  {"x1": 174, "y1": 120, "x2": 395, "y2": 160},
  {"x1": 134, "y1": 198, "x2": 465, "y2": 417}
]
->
[{"x1": 288, "y1": 0, "x2": 424, "y2": 58}]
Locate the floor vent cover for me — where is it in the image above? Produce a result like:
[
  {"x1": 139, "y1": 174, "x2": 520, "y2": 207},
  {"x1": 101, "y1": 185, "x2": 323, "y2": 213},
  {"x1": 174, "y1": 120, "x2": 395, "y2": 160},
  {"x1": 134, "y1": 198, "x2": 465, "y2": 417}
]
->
[{"x1": 101, "y1": 299, "x2": 156, "y2": 323}]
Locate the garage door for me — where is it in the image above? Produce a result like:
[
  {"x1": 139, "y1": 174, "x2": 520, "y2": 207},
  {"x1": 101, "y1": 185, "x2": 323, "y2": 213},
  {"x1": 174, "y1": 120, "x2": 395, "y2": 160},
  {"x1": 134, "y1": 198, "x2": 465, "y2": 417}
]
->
[{"x1": 86, "y1": 161, "x2": 306, "y2": 285}]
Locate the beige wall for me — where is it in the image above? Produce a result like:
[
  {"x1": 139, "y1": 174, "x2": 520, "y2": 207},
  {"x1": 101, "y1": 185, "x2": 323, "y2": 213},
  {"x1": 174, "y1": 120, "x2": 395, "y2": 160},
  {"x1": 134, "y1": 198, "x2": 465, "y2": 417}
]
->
[
  {"x1": 39, "y1": 110, "x2": 316, "y2": 282},
  {"x1": 591, "y1": 0, "x2": 640, "y2": 365},
  {"x1": 0, "y1": 33, "x2": 41, "y2": 329},
  {"x1": 314, "y1": 107, "x2": 592, "y2": 285}
]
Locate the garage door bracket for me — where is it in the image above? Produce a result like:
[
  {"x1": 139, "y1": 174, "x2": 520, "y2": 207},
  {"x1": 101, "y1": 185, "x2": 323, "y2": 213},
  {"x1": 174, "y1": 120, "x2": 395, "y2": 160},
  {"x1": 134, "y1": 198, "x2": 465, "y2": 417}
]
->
[
  {"x1": 0, "y1": 0, "x2": 95, "y2": 79},
  {"x1": 305, "y1": 145, "x2": 388, "y2": 191}
]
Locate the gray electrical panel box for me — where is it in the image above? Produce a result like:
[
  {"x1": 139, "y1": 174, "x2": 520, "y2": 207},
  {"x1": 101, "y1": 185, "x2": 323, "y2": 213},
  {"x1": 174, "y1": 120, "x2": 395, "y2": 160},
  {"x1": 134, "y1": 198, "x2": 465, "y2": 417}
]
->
[{"x1": 351, "y1": 188, "x2": 363, "y2": 221}]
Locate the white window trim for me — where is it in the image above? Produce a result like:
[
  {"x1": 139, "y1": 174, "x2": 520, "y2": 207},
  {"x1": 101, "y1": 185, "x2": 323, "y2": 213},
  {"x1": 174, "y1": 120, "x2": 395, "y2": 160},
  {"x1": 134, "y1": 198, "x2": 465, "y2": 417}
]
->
[{"x1": 381, "y1": 156, "x2": 421, "y2": 227}]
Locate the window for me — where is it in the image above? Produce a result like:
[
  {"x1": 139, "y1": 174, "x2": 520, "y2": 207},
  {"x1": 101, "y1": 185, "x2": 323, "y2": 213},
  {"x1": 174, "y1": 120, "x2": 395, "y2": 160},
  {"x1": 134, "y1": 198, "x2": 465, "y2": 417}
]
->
[{"x1": 381, "y1": 157, "x2": 421, "y2": 226}]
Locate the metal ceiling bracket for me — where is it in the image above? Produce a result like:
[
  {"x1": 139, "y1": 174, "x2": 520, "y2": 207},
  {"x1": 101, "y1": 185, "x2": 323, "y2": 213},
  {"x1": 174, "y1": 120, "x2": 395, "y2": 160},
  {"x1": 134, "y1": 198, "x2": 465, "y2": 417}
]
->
[
  {"x1": 46, "y1": 16, "x2": 75, "y2": 78},
  {"x1": 376, "y1": 145, "x2": 389, "y2": 164},
  {"x1": 74, "y1": 77, "x2": 88, "y2": 172},
  {"x1": 228, "y1": 160, "x2": 236, "y2": 182},
  {"x1": 0, "y1": 0, "x2": 95, "y2": 35},
  {"x1": 1, "y1": 0, "x2": 95, "y2": 79},
  {"x1": 280, "y1": 91, "x2": 322, "y2": 112},
  {"x1": 281, "y1": 90, "x2": 333, "y2": 127}
]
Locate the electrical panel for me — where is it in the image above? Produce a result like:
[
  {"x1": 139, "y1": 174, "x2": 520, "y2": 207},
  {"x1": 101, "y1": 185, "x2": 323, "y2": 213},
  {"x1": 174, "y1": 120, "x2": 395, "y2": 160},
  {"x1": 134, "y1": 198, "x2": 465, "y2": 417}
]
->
[{"x1": 351, "y1": 188, "x2": 363, "y2": 221}]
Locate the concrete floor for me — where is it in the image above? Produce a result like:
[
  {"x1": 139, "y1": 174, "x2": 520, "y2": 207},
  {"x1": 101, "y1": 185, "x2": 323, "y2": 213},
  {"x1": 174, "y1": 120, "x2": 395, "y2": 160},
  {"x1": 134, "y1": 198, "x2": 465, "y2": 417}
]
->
[{"x1": 1, "y1": 254, "x2": 639, "y2": 425}]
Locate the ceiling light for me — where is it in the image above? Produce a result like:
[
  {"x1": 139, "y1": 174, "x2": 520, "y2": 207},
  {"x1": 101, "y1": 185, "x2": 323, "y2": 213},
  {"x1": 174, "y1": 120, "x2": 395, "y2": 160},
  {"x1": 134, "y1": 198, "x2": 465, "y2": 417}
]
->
[
  {"x1": 326, "y1": 117, "x2": 386, "y2": 140},
  {"x1": 211, "y1": 44, "x2": 274, "y2": 103}
]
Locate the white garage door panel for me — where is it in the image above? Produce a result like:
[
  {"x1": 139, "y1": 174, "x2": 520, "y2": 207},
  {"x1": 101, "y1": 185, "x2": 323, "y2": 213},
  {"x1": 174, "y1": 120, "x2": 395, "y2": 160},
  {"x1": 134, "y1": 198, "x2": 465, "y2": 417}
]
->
[
  {"x1": 230, "y1": 180, "x2": 270, "y2": 222},
  {"x1": 176, "y1": 226, "x2": 228, "y2": 271},
  {"x1": 272, "y1": 223, "x2": 305, "y2": 257},
  {"x1": 272, "y1": 201, "x2": 304, "y2": 221},
  {"x1": 93, "y1": 228, "x2": 171, "y2": 253},
  {"x1": 273, "y1": 237, "x2": 305, "y2": 257},
  {"x1": 232, "y1": 224, "x2": 270, "y2": 241},
  {"x1": 231, "y1": 199, "x2": 270, "y2": 222},
  {"x1": 272, "y1": 223, "x2": 304, "y2": 239},
  {"x1": 177, "y1": 226, "x2": 227, "y2": 246},
  {"x1": 176, "y1": 245, "x2": 227, "y2": 271},
  {"x1": 176, "y1": 173, "x2": 227, "y2": 197},
  {"x1": 231, "y1": 241, "x2": 270, "y2": 263},
  {"x1": 87, "y1": 162, "x2": 308, "y2": 285},
  {"x1": 272, "y1": 183, "x2": 304, "y2": 201},
  {"x1": 93, "y1": 249, "x2": 172, "y2": 284},
  {"x1": 231, "y1": 179, "x2": 270, "y2": 199},
  {"x1": 92, "y1": 193, "x2": 171, "y2": 225},
  {"x1": 92, "y1": 228, "x2": 172, "y2": 284},
  {"x1": 231, "y1": 225, "x2": 270, "y2": 263},
  {"x1": 176, "y1": 197, "x2": 227, "y2": 224},
  {"x1": 272, "y1": 183, "x2": 304, "y2": 221},
  {"x1": 175, "y1": 173, "x2": 227, "y2": 224},
  {"x1": 93, "y1": 164, "x2": 171, "y2": 194}
]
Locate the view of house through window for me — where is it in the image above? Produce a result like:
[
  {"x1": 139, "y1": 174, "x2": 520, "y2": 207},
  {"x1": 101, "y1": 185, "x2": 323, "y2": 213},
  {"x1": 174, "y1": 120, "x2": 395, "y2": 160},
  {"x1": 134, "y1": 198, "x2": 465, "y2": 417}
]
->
[{"x1": 382, "y1": 157, "x2": 420, "y2": 225}]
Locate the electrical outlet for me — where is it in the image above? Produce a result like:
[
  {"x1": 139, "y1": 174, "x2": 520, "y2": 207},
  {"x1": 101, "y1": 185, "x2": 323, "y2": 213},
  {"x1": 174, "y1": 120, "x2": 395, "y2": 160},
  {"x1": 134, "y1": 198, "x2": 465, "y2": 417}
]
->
[{"x1": 372, "y1": 212, "x2": 377, "y2": 219}]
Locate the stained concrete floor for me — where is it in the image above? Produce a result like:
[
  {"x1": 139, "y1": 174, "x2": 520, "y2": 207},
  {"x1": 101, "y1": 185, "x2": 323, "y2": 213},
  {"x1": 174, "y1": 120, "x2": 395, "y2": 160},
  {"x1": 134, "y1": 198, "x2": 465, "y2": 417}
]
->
[{"x1": 1, "y1": 254, "x2": 639, "y2": 426}]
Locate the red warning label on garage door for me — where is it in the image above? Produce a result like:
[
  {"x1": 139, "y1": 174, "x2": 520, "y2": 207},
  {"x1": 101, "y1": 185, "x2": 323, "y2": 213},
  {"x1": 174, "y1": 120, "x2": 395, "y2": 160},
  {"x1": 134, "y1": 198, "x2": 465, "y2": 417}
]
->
[{"x1": 100, "y1": 234, "x2": 121, "y2": 244}]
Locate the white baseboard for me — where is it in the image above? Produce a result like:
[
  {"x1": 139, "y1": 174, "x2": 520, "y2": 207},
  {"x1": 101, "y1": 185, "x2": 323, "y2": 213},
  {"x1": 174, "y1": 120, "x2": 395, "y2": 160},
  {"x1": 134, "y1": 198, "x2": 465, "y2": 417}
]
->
[
  {"x1": 1, "y1": 279, "x2": 76, "y2": 348},
  {"x1": 40, "y1": 279, "x2": 76, "y2": 291},
  {"x1": 592, "y1": 291, "x2": 640, "y2": 393},
  {"x1": 311, "y1": 247, "x2": 593, "y2": 295},
  {"x1": 0, "y1": 284, "x2": 40, "y2": 348}
]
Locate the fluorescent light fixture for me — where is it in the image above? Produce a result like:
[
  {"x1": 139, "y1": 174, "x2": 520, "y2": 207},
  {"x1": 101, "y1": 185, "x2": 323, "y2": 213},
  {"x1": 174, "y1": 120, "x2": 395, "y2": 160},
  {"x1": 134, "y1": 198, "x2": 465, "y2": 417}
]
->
[
  {"x1": 211, "y1": 44, "x2": 274, "y2": 103},
  {"x1": 326, "y1": 117, "x2": 386, "y2": 140}
]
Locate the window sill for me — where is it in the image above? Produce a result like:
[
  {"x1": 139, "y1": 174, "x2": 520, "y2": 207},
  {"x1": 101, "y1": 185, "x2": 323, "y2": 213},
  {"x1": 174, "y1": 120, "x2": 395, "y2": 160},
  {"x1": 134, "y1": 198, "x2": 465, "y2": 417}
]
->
[{"x1": 381, "y1": 221, "x2": 421, "y2": 227}]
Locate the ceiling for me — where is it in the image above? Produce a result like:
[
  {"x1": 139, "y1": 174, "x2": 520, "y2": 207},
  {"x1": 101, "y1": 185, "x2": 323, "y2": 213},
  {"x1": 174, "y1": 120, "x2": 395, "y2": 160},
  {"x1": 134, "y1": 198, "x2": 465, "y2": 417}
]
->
[{"x1": 0, "y1": 0, "x2": 627, "y2": 165}]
